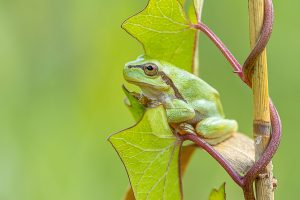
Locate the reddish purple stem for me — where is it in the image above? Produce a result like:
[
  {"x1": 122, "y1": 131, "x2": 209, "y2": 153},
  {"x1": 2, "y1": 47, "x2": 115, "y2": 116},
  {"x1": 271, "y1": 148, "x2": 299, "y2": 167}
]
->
[
  {"x1": 192, "y1": 23, "x2": 244, "y2": 79},
  {"x1": 186, "y1": 0, "x2": 281, "y2": 192},
  {"x1": 180, "y1": 134, "x2": 244, "y2": 186},
  {"x1": 243, "y1": 0, "x2": 274, "y2": 85}
]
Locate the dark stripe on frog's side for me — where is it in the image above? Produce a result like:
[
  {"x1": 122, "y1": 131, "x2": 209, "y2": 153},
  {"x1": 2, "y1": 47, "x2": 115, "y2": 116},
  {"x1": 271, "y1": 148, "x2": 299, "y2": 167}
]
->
[
  {"x1": 157, "y1": 71, "x2": 186, "y2": 102},
  {"x1": 157, "y1": 71, "x2": 206, "y2": 124}
]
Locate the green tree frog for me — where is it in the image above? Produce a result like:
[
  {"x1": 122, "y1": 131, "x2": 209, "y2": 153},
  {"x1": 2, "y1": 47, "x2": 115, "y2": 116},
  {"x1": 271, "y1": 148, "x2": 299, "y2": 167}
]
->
[{"x1": 123, "y1": 56, "x2": 238, "y2": 145}]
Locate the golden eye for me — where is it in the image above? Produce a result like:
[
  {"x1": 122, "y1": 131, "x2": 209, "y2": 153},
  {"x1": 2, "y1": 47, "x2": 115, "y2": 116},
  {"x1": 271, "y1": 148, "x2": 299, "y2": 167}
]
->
[{"x1": 143, "y1": 63, "x2": 158, "y2": 76}]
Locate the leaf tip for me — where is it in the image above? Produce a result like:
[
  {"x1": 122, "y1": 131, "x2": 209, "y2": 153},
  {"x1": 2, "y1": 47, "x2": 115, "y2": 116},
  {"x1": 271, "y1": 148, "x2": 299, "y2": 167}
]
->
[{"x1": 209, "y1": 182, "x2": 226, "y2": 200}]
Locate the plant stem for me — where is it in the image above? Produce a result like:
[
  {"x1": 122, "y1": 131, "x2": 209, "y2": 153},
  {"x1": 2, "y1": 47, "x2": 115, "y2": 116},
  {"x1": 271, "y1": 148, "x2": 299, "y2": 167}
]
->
[
  {"x1": 193, "y1": 23, "x2": 243, "y2": 78},
  {"x1": 180, "y1": 134, "x2": 244, "y2": 187},
  {"x1": 248, "y1": 0, "x2": 274, "y2": 199},
  {"x1": 193, "y1": 0, "x2": 281, "y2": 198},
  {"x1": 192, "y1": 0, "x2": 205, "y2": 76},
  {"x1": 243, "y1": 184, "x2": 256, "y2": 200}
]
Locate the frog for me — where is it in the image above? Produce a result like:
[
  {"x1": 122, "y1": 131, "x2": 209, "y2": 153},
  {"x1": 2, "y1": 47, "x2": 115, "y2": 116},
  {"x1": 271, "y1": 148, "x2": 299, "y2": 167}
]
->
[{"x1": 123, "y1": 56, "x2": 238, "y2": 145}]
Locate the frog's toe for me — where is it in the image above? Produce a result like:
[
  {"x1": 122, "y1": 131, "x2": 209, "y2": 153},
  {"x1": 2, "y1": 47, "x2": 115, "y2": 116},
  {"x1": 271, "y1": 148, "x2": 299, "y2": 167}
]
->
[{"x1": 179, "y1": 123, "x2": 196, "y2": 135}]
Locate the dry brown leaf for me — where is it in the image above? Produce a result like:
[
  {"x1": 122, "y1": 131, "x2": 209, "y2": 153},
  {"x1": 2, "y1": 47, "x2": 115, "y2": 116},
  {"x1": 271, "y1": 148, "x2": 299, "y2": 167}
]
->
[{"x1": 214, "y1": 133, "x2": 255, "y2": 175}]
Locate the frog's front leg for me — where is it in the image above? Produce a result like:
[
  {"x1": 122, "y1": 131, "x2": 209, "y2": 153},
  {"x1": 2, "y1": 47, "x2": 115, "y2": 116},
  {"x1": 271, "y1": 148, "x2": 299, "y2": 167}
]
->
[
  {"x1": 195, "y1": 117, "x2": 238, "y2": 145},
  {"x1": 164, "y1": 99, "x2": 195, "y2": 123},
  {"x1": 164, "y1": 99, "x2": 196, "y2": 135}
]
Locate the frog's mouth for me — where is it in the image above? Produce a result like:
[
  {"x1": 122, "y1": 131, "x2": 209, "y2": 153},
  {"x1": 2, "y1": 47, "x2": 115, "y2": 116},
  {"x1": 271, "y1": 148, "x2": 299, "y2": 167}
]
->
[
  {"x1": 126, "y1": 79, "x2": 152, "y2": 87},
  {"x1": 126, "y1": 79, "x2": 169, "y2": 91}
]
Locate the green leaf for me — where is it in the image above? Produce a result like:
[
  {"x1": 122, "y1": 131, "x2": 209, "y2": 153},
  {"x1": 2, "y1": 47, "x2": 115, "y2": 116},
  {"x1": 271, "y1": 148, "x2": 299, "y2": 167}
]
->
[
  {"x1": 209, "y1": 183, "x2": 226, "y2": 200},
  {"x1": 179, "y1": 0, "x2": 198, "y2": 23},
  {"x1": 123, "y1": 144, "x2": 196, "y2": 200},
  {"x1": 122, "y1": 85, "x2": 145, "y2": 122},
  {"x1": 122, "y1": 0, "x2": 197, "y2": 72},
  {"x1": 109, "y1": 106, "x2": 182, "y2": 200}
]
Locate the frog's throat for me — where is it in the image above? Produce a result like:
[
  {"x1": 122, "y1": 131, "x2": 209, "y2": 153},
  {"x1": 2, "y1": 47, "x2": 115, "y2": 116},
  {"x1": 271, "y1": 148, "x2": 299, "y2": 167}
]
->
[{"x1": 158, "y1": 71, "x2": 186, "y2": 102}]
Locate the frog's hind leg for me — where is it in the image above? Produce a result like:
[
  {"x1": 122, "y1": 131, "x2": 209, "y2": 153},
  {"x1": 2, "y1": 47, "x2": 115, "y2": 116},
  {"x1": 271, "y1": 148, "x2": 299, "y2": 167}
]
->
[{"x1": 195, "y1": 117, "x2": 238, "y2": 145}]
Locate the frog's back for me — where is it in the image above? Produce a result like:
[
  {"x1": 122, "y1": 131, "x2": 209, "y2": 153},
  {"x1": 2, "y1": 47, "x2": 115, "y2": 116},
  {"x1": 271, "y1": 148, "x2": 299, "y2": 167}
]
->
[{"x1": 162, "y1": 64, "x2": 224, "y2": 115}]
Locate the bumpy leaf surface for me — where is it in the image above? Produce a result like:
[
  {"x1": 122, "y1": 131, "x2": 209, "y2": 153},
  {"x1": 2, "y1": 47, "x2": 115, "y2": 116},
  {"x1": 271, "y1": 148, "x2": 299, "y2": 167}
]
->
[
  {"x1": 122, "y1": 0, "x2": 197, "y2": 72},
  {"x1": 109, "y1": 106, "x2": 182, "y2": 200}
]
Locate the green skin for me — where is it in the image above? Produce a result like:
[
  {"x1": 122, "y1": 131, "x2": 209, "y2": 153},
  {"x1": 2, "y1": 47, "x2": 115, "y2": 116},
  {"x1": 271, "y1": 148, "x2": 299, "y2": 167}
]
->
[{"x1": 124, "y1": 56, "x2": 238, "y2": 144}]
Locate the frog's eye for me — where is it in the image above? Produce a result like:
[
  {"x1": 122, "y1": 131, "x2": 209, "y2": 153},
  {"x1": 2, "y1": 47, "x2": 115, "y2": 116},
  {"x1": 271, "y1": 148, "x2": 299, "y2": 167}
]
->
[{"x1": 143, "y1": 63, "x2": 158, "y2": 76}]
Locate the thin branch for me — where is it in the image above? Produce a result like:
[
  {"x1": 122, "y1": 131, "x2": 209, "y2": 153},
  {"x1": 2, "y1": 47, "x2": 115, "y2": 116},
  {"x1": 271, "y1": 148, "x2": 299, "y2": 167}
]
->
[
  {"x1": 179, "y1": 133, "x2": 244, "y2": 187},
  {"x1": 192, "y1": 23, "x2": 243, "y2": 78}
]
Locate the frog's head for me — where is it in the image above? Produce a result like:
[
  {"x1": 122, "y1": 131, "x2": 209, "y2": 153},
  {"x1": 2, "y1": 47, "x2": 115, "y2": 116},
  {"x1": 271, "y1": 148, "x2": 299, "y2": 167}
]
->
[{"x1": 123, "y1": 56, "x2": 171, "y2": 94}]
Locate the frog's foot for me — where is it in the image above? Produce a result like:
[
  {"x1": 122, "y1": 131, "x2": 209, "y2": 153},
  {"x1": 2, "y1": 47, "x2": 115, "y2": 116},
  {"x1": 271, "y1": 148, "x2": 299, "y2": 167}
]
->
[
  {"x1": 123, "y1": 85, "x2": 149, "y2": 107},
  {"x1": 195, "y1": 117, "x2": 238, "y2": 145},
  {"x1": 171, "y1": 123, "x2": 196, "y2": 135}
]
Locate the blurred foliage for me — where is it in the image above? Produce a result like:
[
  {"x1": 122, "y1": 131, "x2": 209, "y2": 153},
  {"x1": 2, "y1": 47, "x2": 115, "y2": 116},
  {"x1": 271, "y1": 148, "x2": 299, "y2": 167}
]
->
[{"x1": 0, "y1": 0, "x2": 298, "y2": 200}]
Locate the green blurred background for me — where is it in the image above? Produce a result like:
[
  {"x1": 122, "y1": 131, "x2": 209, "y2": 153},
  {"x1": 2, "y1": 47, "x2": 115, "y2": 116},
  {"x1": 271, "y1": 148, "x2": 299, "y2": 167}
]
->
[{"x1": 0, "y1": 0, "x2": 298, "y2": 199}]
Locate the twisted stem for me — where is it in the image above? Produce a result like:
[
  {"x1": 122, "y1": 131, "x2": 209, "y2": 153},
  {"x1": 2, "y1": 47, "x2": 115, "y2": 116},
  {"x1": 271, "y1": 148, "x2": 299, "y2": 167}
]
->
[{"x1": 185, "y1": 0, "x2": 281, "y2": 197}]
